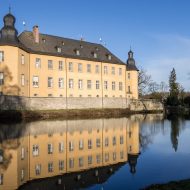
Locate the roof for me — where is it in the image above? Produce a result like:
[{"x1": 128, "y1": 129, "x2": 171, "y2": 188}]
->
[{"x1": 18, "y1": 31, "x2": 125, "y2": 65}]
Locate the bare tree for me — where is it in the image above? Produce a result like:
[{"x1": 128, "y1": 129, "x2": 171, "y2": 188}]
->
[{"x1": 138, "y1": 68, "x2": 152, "y2": 96}]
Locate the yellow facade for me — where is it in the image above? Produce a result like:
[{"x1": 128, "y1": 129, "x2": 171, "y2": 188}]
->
[{"x1": 0, "y1": 117, "x2": 140, "y2": 190}]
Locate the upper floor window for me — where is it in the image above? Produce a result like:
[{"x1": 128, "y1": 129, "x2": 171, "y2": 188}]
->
[
  {"x1": 48, "y1": 144, "x2": 53, "y2": 154},
  {"x1": 21, "y1": 74, "x2": 25, "y2": 86},
  {"x1": 87, "y1": 64, "x2": 91, "y2": 73},
  {"x1": 128, "y1": 73, "x2": 131, "y2": 79},
  {"x1": 95, "y1": 65, "x2": 99, "y2": 74},
  {"x1": 113, "y1": 136, "x2": 116, "y2": 146},
  {"x1": 69, "y1": 141, "x2": 74, "y2": 151},
  {"x1": 120, "y1": 136, "x2": 124, "y2": 144},
  {"x1": 108, "y1": 54, "x2": 112, "y2": 60},
  {"x1": 96, "y1": 138, "x2": 101, "y2": 148},
  {"x1": 35, "y1": 58, "x2": 41, "y2": 68},
  {"x1": 59, "y1": 61, "x2": 63, "y2": 70},
  {"x1": 78, "y1": 79, "x2": 83, "y2": 89},
  {"x1": 96, "y1": 80, "x2": 100, "y2": 90},
  {"x1": 88, "y1": 139, "x2": 92, "y2": 149},
  {"x1": 48, "y1": 60, "x2": 53, "y2": 69},
  {"x1": 112, "y1": 82, "x2": 115, "y2": 91},
  {"x1": 79, "y1": 157, "x2": 84, "y2": 167},
  {"x1": 0, "y1": 174, "x2": 3, "y2": 185},
  {"x1": 69, "y1": 62, "x2": 73, "y2": 72},
  {"x1": 119, "y1": 82, "x2": 123, "y2": 91},
  {"x1": 128, "y1": 86, "x2": 131, "y2": 93},
  {"x1": 104, "y1": 66, "x2": 108, "y2": 75},
  {"x1": 88, "y1": 155, "x2": 92, "y2": 165},
  {"x1": 112, "y1": 67, "x2": 115, "y2": 75},
  {"x1": 33, "y1": 76, "x2": 39, "y2": 88},
  {"x1": 69, "y1": 158, "x2": 74, "y2": 168},
  {"x1": 59, "y1": 142, "x2": 64, "y2": 153},
  {"x1": 0, "y1": 72, "x2": 4, "y2": 86},
  {"x1": 105, "y1": 137, "x2": 109, "y2": 147},
  {"x1": 59, "y1": 160, "x2": 64, "y2": 171},
  {"x1": 0, "y1": 51, "x2": 4, "y2": 62},
  {"x1": 58, "y1": 78, "x2": 64, "y2": 88},
  {"x1": 48, "y1": 162, "x2": 53, "y2": 172},
  {"x1": 21, "y1": 147, "x2": 25, "y2": 160},
  {"x1": 104, "y1": 81, "x2": 108, "y2": 90},
  {"x1": 21, "y1": 54, "x2": 25, "y2": 65},
  {"x1": 119, "y1": 68, "x2": 122, "y2": 75},
  {"x1": 78, "y1": 63, "x2": 82, "y2": 72},
  {"x1": 32, "y1": 145, "x2": 39, "y2": 156},
  {"x1": 48, "y1": 77, "x2": 53, "y2": 88},
  {"x1": 79, "y1": 140, "x2": 84, "y2": 150},
  {"x1": 69, "y1": 79, "x2": 74, "y2": 89},
  {"x1": 87, "y1": 80, "x2": 92, "y2": 89}
]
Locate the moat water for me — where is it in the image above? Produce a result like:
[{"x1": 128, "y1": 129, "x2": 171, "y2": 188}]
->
[{"x1": 0, "y1": 114, "x2": 190, "y2": 190}]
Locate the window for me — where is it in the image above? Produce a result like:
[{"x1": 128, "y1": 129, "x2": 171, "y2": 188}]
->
[
  {"x1": 87, "y1": 64, "x2": 91, "y2": 73},
  {"x1": 33, "y1": 145, "x2": 39, "y2": 156},
  {"x1": 21, "y1": 147, "x2": 25, "y2": 160},
  {"x1": 48, "y1": 144, "x2": 53, "y2": 154},
  {"x1": 57, "y1": 47, "x2": 61, "y2": 53},
  {"x1": 0, "y1": 72, "x2": 4, "y2": 86},
  {"x1": 104, "y1": 66, "x2": 108, "y2": 74},
  {"x1": 69, "y1": 141, "x2": 74, "y2": 151},
  {"x1": 78, "y1": 79, "x2": 83, "y2": 89},
  {"x1": 96, "y1": 80, "x2": 100, "y2": 89},
  {"x1": 105, "y1": 153, "x2": 109, "y2": 162},
  {"x1": 95, "y1": 65, "x2": 99, "y2": 73},
  {"x1": 69, "y1": 158, "x2": 74, "y2": 168},
  {"x1": 35, "y1": 164, "x2": 41, "y2": 175},
  {"x1": 58, "y1": 78, "x2": 64, "y2": 88},
  {"x1": 79, "y1": 157, "x2": 83, "y2": 167},
  {"x1": 105, "y1": 138, "x2": 109, "y2": 147},
  {"x1": 108, "y1": 54, "x2": 112, "y2": 60},
  {"x1": 96, "y1": 138, "x2": 101, "y2": 148},
  {"x1": 93, "y1": 52, "x2": 97, "y2": 58},
  {"x1": 96, "y1": 154, "x2": 101, "y2": 164},
  {"x1": 79, "y1": 139, "x2": 84, "y2": 150},
  {"x1": 21, "y1": 74, "x2": 25, "y2": 86},
  {"x1": 119, "y1": 68, "x2": 122, "y2": 75},
  {"x1": 33, "y1": 76, "x2": 39, "y2": 88},
  {"x1": 128, "y1": 73, "x2": 130, "y2": 79},
  {"x1": 128, "y1": 86, "x2": 131, "y2": 93},
  {"x1": 48, "y1": 77, "x2": 53, "y2": 88},
  {"x1": 0, "y1": 51, "x2": 4, "y2": 62},
  {"x1": 35, "y1": 58, "x2": 41, "y2": 68},
  {"x1": 113, "y1": 152, "x2": 116, "y2": 161},
  {"x1": 59, "y1": 142, "x2": 64, "y2": 153},
  {"x1": 88, "y1": 155, "x2": 92, "y2": 165},
  {"x1": 88, "y1": 139, "x2": 92, "y2": 149},
  {"x1": 119, "y1": 82, "x2": 123, "y2": 91},
  {"x1": 59, "y1": 61, "x2": 63, "y2": 70},
  {"x1": 21, "y1": 54, "x2": 25, "y2": 65},
  {"x1": 120, "y1": 151, "x2": 124, "y2": 159},
  {"x1": 104, "y1": 81, "x2": 108, "y2": 90},
  {"x1": 59, "y1": 160, "x2": 64, "y2": 171},
  {"x1": 69, "y1": 79, "x2": 74, "y2": 89},
  {"x1": 0, "y1": 174, "x2": 3, "y2": 185},
  {"x1": 48, "y1": 60, "x2": 53, "y2": 69},
  {"x1": 69, "y1": 62, "x2": 73, "y2": 72},
  {"x1": 112, "y1": 82, "x2": 115, "y2": 91},
  {"x1": 76, "y1": 49, "x2": 80, "y2": 55},
  {"x1": 48, "y1": 162, "x2": 53, "y2": 172},
  {"x1": 113, "y1": 136, "x2": 116, "y2": 146},
  {"x1": 87, "y1": 80, "x2": 92, "y2": 89},
  {"x1": 78, "y1": 63, "x2": 82, "y2": 72},
  {"x1": 111, "y1": 67, "x2": 115, "y2": 75},
  {"x1": 21, "y1": 169, "x2": 24, "y2": 181},
  {"x1": 120, "y1": 136, "x2": 124, "y2": 144}
]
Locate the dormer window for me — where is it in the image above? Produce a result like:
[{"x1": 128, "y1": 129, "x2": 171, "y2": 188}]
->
[
  {"x1": 62, "y1": 42, "x2": 65, "y2": 46},
  {"x1": 75, "y1": 49, "x2": 80, "y2": 56},
  {"x1": 107, "y1": 54, "x2": 112, "y2": 60},
  {"x1": 57, "y1": 47, "x2": 62, "y2": 53},
  {"x1": 95, "y1": 47, "x2": 99, "y2": 51},
  {"x1": 42, "y1": 38, "x2": 46, "y2": 43},
  {"x1": 92, "y1": 52, "x2": 97, "y2": 58},
  {"x1": 80, "y1": 45, "x2": 83, "y2": 48}
]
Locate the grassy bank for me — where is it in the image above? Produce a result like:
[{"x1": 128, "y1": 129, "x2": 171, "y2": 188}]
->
[
  {"x1": 143, "y1": 179, "x2": 190, "y2": 190},
  {"x1": 0, "y1": 109, "x2": 163, "y2": 123}
]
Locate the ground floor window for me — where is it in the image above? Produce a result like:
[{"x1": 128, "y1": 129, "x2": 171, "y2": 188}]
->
[{"x1": 0, "y1": 72, "x2": 4, "y2": 85}]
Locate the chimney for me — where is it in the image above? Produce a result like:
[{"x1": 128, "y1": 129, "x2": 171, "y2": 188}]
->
[{"x1": 33, "y1": 25, "x2": 39, "y2": 43}]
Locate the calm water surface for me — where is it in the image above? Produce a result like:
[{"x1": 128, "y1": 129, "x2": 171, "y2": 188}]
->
[{"x1": 0, "y1": 114, "x2": 190, "y2": 190}]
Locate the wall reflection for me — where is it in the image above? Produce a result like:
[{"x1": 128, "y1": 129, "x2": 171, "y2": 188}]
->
[{"x1": 0, "y1": 117, "x2": 141, "y2": 190}]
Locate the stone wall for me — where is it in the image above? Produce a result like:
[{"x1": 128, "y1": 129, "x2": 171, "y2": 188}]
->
[{"x1": 0, "y1": 95, "x2": 163, "y2": 111}]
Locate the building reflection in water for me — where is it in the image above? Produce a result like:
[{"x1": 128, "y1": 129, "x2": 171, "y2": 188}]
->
[{"x1": 0, "y1": 117, "x2": 140, "y2": 190}]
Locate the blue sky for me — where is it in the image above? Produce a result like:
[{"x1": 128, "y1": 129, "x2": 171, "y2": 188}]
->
[{"x1": 0, "y1": 0, "x2": 190, "y2": 90}]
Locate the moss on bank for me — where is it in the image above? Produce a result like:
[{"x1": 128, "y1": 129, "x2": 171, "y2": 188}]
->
[
  {"x1": 0, "y1": 109, "x2": 163, "y2": 123},
  {"x1": 143, "y1": 179, "x2": 190, "y2": 190}
]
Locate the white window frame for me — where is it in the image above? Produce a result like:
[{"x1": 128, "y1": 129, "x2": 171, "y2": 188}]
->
[
  {"x1": 33, "y1": 76, "x2": 39, "y2": 88},
  {"x1": 69, "y1": 62, "x2": 73, "y2": 72},
  {"x1": 95, "y1": 65, "x2": 99, "y2": 73},
  {"x1": 111, "y1": 67, "x2": 115, "y2": 75},
  {"x1": 21, "y1": 54, "x2": 25, "y2": 65},
  {"x1": 58, "y1": 78, "x2": 64, "y2": 88},
  {"x1": 69, "y1": 79, "x2": 74, "y2": 89},
  {"x1": 21, "y1": 74, "x2": 25, "y2": 86},
  {"x1": 104, "y1": 81, "x2": 108, "y2": 90},
  {"x1": 78, "y1": 79, "x2": 83, "y2": 89},
  {"x1": 35, "y1": 58, "x2": 41, "y2": 68},
  {"x1": 48, "y1": 143, "x2": 53, "y2": 154},
  {"x1": 112, "y1": 81, "x2": 115, "y2": 91},
  {"x1": 59, "y1": 142, "x2": 64, "y2": 153},
  {"x1": 104, "y1": 66, "x2": 108, "y2": 75},
  {"x1": 119, "y1": 68, "x2": 122, "y2": 75},
  {"x1": 119, "y1": 82, "x2": 123, "y2": 91},
  {"x1": 87, "y1": 64, "x2": 91, "y2": 73},
  {"x1": 87, "y1": 80, "x2": 92, "y2": 89},
  {"x1": 96, "y1": 80, "x2": 100, "y2": 90},
  {"x1": 48, "y1": 60, "x2": 53, "y2": 70},
  {"x1": 0, "y1": 51, "x2": 4, "y2": 62},
  {"x1": 48, "y1": 77, "x2": 53, "y2": 88},
  {"x1": 78, "y1": 63, "x2": 82, "y2": 72},
  {"x1": 59, "y1": 61, "x2": 63, "y2": 70},
  {"x1": 0, "y1": 72, "x2": 4, "y2": 86},
  {"x1": 33, "y1": 145, "x2": 39, "y2": 156}
]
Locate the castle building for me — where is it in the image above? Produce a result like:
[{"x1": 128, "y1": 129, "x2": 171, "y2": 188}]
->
[{"x1": 0, "y1": 12, "x2": 138, "y2": 110}]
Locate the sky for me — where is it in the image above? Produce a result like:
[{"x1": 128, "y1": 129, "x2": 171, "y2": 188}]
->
[{"x1": 0, "y1": 0, "x2": 190, "y2": 90}]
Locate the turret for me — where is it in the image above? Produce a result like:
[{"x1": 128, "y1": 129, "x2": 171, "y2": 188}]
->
[{"x1": 126, "y1": 49, "x2": 138, "y2": 71}]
